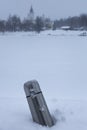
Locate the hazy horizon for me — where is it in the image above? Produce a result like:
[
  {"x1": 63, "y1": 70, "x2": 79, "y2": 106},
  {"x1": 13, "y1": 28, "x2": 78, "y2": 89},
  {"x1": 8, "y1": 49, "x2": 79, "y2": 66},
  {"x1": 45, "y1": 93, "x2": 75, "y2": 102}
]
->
[{"x1": 0, "y1": 0, "x2": 87, "y2": 20}]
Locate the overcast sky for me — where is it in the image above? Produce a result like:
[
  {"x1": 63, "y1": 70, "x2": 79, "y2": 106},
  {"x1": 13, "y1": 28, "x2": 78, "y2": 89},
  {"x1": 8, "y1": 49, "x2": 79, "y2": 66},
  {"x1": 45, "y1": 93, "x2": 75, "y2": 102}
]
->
[{"x1": 0, "y1": 0, "x2": 87, "y2": 20}]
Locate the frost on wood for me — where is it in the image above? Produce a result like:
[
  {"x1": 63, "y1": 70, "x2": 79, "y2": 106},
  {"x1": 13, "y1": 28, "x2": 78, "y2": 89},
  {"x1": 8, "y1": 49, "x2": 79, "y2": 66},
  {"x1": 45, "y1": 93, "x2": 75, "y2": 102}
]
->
[{"x1": 24, "y1": 80, "x2": 54, "y2": 127}]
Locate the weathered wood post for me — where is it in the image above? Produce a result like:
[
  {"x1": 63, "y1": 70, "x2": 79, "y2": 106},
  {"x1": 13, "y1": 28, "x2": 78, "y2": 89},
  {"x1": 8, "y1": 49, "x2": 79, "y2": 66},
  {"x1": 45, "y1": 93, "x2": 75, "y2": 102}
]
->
[{"x1": 24, "y1": 80, "x2": 54, "y2": 127}]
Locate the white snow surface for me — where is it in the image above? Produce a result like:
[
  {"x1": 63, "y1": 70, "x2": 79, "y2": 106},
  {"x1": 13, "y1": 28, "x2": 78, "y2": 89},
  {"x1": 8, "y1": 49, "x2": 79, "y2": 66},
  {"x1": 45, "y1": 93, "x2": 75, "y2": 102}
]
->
[{"x1": 0, "y1": 30, "x2": 87, "y2": 130}]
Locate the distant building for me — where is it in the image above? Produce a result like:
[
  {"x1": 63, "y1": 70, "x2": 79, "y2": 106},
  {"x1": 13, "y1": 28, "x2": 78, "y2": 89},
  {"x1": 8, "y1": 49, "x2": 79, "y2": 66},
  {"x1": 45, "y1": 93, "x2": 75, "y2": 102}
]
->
[
  {"x1": 61, "y1": 26, "x2": 71, "y2": 31},
  {"x1": 28, "y1": 6, "x2": 34, "y2": 21}
]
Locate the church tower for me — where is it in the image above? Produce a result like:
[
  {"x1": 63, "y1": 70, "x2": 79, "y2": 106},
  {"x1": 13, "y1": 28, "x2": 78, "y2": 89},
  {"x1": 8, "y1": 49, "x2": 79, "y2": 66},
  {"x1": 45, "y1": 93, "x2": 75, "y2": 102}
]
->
[{"x1": 28, "y1": 6, "x2": 34, "y2": 21}]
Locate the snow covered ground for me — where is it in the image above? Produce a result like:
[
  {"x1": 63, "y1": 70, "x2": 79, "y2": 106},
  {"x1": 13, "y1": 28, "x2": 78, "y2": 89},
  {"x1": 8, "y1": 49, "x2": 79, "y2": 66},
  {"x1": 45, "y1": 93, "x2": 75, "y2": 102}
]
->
[{"x1": 0, "y1": 30, "x2": 87, "y2": 130}]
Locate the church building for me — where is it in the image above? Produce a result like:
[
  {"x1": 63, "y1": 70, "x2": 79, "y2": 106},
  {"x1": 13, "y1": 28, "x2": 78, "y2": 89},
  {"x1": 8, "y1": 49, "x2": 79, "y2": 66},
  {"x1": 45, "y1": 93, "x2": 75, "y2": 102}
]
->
[{"x1": 28, "y1": 6, "x2": 34, "y2": 21}]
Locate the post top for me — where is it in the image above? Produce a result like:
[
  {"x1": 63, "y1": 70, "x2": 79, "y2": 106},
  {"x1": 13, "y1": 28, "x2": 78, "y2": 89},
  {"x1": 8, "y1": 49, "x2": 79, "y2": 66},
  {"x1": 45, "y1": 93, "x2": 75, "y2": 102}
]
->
[{"x1": 24, "y1": 80, "x2": 41, "y2": 97}]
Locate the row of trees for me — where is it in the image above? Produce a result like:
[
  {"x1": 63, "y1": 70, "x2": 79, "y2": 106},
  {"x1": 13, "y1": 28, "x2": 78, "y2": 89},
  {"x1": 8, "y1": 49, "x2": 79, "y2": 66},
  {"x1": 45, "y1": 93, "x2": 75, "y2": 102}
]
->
[
  {"x1": 0, "y1": 14, "x2": 87, "y2": 32},
  {"x1": 0, "y1": 15, "x2": 52, "y2": 33},
  {"x1": 53, "y1": 14, "x2": 87, "y2": 30}
]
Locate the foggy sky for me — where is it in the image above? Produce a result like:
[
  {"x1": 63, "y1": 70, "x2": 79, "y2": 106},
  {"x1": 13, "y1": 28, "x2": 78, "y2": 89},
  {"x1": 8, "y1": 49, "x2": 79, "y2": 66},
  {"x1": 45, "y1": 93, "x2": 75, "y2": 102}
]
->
[{"x1": 0, "y1": 0, "x2": 87, "y2": 20}]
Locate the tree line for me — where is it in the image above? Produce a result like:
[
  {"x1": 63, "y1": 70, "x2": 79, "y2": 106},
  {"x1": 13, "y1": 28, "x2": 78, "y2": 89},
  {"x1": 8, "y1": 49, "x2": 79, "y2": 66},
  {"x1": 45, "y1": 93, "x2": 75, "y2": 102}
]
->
[
  {"x1": 0, "y1": 15, "x2": 52, "y2": 33},
  {"x1": 53, "y1": 14, "x2": 87, "y2": 30},
  {"x1": 0, "y1": 14, "x2": 87, "y2": 32}
]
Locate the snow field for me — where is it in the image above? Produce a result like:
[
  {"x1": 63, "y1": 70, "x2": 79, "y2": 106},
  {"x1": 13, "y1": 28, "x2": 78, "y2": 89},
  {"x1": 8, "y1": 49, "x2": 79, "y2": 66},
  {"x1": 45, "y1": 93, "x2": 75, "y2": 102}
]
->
[{"x1": 0, "y1": 30, "x2": 87, "y2": 130}]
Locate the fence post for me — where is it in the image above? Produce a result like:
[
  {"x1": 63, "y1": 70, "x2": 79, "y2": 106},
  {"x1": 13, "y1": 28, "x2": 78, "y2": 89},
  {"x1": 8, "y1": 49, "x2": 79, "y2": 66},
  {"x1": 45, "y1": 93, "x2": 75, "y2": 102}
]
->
[{"x1": 24, "y1": 80, "x2": 54, "y2": 127}]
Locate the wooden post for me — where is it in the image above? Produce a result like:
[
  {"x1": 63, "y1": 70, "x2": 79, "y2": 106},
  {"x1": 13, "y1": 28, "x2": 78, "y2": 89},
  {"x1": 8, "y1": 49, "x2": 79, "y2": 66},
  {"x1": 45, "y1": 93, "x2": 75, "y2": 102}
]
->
[{"x1": 24, "y1": 80, "x2": 54, "y2": 127}]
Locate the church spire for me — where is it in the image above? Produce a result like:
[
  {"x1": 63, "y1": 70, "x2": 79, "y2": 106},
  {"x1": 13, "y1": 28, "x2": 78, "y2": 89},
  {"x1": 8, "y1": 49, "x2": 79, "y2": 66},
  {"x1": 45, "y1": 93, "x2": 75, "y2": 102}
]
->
[
  {"x1": 30, "y1": 6, "x2": 34, "y2": 14},
  {"x1": 28, "y1": 5, "x2": 34, "y2": 21}
]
